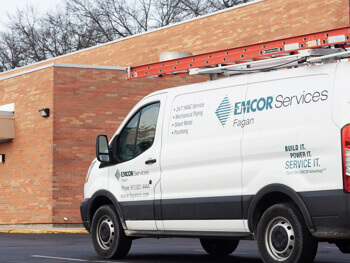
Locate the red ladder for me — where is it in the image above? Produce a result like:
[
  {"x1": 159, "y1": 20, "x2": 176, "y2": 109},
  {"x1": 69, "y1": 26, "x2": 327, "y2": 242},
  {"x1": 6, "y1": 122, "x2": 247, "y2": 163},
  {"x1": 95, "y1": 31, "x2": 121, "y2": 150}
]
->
[{"x1": 126, "y1": 26, "x2": 350, "y2": 80}]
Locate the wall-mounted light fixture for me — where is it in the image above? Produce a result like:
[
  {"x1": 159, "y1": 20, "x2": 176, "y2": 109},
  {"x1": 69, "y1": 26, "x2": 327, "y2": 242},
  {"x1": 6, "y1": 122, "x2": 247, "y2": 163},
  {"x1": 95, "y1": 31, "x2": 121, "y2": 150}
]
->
[
  {"x1": 39, "y1": 108, "x2": 50, "y2": 118},
  {"x1": 0, "y1": 154, "x2": 4, "y2": 163}
]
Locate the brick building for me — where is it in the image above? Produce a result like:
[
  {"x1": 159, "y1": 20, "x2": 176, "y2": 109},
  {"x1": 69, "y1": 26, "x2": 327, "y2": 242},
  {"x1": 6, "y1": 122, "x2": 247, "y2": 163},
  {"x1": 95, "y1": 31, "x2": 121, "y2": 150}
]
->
[{"x1": 0, "y1": 0, "x2": 349, "y2": 226}]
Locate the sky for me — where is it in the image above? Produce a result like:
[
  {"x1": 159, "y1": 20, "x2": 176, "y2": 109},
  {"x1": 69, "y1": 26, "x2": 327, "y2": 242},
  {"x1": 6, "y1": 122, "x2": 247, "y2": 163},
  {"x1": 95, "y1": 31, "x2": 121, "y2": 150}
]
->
[{"x1": 0, "y1": 0, "x2": 63, "y2": 29}]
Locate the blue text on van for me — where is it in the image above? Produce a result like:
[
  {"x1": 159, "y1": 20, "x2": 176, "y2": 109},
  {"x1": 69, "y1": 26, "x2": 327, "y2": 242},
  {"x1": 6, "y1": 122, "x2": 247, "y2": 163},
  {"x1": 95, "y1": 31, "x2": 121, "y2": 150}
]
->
[{"x1": 234, "y1": 97, "x2": 273, "y2": 115}]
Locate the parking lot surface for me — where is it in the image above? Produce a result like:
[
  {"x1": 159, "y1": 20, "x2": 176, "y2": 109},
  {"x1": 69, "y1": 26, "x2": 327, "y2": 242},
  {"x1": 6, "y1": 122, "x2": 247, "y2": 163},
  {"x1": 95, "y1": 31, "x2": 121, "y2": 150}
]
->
[{"x1": 1, "y1": 233, "x2": 350, "y2": 263}]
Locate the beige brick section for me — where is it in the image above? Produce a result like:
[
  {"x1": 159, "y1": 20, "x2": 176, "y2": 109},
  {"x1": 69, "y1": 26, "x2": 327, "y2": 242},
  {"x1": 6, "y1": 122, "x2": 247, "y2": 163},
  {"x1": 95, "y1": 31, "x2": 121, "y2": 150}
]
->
[{"x1": 0, "y1": 68, "x2": 54, "y2": 224}]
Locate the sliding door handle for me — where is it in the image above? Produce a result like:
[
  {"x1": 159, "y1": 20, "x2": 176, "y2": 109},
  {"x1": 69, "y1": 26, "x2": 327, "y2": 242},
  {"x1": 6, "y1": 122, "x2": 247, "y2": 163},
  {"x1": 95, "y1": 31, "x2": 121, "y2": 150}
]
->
[{"x1": 145, "y1": 159, "x2": 157, "y2": 165}]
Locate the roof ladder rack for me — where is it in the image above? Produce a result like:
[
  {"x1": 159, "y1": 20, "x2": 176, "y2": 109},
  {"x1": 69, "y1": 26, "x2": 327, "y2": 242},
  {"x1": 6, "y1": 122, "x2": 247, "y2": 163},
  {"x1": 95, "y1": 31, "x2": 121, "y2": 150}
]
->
[
  {"x1": 126, "y1": 26, "x2": 350, "y2": 80},
  {"x1": 190, "y1": 48, "x2": 350, "y2": 77}
]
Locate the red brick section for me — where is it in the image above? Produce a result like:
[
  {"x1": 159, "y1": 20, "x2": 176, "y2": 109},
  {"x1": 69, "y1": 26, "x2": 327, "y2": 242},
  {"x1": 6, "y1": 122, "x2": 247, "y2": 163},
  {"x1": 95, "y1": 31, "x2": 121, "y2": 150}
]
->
[
  {"x1": 0, "y1": 0, "x2": 349, "y2": 78},
  {"x1": 0, "y1": 68, "x2": 54, "y2": 224},
  {"x1": 52, "y1": 67, "x2": 205, "y2": 223}
]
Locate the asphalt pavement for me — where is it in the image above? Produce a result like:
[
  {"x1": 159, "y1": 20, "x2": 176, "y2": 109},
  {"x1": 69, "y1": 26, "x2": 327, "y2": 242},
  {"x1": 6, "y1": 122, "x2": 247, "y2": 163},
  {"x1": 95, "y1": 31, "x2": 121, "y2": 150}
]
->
[{"x1": 1, "y1": 233, "x2": 350, "y2": 263}]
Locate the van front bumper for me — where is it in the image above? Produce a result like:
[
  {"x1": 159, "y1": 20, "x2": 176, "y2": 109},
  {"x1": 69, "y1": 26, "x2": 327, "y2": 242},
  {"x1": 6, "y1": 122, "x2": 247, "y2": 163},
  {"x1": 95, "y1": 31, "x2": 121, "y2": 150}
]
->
[{"x1": 80, "y1": 198, "x2": 91, "y2": 233}]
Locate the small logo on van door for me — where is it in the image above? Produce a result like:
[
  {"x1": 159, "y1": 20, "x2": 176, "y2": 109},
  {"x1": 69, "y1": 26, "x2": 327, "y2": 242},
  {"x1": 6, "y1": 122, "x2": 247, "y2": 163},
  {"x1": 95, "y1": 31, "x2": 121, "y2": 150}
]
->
[
  {"x1": 215, "y1": 96, "x2": 233, "y2": 127},
  {"x1": 115, "y1": 170, "x2": 120, "y2": 181}
]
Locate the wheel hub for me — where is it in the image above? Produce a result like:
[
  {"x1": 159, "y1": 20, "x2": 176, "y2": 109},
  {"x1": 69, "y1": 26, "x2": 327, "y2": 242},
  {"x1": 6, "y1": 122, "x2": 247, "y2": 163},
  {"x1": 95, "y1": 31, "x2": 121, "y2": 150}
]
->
[
  {"x1": 100, "y1": 222, "x2": 111, "y2": 243},
  {"x1": 97, "y1": 216, "x2": 115, "y2": 250},
  {"x1": 266, "y1": 217, "x2": 295, "y2": 260},
  {"x1": 271, "y1": 226, "x2": 288, "y2": 251}
]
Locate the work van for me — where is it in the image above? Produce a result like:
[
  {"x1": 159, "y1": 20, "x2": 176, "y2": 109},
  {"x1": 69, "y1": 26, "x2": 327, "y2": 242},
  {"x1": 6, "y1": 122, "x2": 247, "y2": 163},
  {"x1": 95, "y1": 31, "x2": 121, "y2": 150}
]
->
[{"x1": 80, "y1": 62, "x2": 350, "y2": 263}]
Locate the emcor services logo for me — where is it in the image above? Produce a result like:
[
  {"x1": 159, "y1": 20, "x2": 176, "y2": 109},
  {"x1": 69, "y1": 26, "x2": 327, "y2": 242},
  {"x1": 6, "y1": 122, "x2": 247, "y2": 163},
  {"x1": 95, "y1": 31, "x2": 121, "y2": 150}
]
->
[{"x1": 215, "y1": 96, "x2": 233, "y2": 127}]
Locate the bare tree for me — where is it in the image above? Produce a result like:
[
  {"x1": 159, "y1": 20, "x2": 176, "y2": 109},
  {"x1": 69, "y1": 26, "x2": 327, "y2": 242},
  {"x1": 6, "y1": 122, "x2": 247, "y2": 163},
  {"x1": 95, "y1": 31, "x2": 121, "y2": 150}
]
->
[
  {"x1": 42, "y1": 5, "x2": 105, "y2": 56},
  {"x1": 0, "y1": 0, "x2": 251, "y2": 71},
  {"x1": 0, "y1": 30, "x2": 25, "y2": 71},
  {"x1": 67, "y1": 0, "x2": 112, "y2": 41},
  {"x1": 7, "y1": 5, "x2": 47, "y2": 63},
  {"x1": 152, "y1": 0, "x2": 186, "y2": 27},
  {"x1": 207, "y1": 0, "x2": 251, "y2": 9},
  {"x1": 179, "y1": 0, "x2": 215, "y2": 17},
  {"x1": 67, "y1": 0, "x2": 153, "y2": 41}
]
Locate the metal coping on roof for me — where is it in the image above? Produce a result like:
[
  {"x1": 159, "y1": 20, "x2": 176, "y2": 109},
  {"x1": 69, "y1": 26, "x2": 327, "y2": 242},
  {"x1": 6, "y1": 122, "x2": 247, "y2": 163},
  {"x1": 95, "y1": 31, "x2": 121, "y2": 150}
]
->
[
  {"x1": 0, "y1": 111, "x2": 13, "y2": 116},
  {"x1": 0, "y1": 63, "x2": 126, "y2": 81}
]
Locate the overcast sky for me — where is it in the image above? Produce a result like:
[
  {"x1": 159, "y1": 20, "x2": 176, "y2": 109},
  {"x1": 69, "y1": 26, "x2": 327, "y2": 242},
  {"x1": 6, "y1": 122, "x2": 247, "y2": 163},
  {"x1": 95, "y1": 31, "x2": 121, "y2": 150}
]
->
[{"x1": 0, "y1": 0, "x2": 63, "y2": 29}]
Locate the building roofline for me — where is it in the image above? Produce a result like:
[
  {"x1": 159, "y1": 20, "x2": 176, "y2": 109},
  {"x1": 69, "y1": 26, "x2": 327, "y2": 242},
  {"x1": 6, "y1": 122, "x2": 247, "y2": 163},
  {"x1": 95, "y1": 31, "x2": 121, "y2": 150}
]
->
[
  {"x1": 0, "y1": 0, "x2": 264, "y2": 77},
  {"x1": 53, "y1": 63, "x2": 126, "y2": 71},
  {"x1": 0, "y1": 111, "x2": 13, "y2": 116},
  {"x1": 0, "y1": 63, "x2": 126, "y2": 81}
]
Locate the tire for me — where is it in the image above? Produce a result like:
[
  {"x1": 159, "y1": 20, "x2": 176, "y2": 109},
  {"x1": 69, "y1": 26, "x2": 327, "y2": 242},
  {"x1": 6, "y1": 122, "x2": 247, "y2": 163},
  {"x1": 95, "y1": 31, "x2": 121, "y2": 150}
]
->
[
  {"x1": 200, "y1": 238, "x2": 239, "y2": 256},
  {"x1": 91, "y1": 205, "x2": 132, "y2": 259},
  {"x1": 257, "y1": 203, "x2": 318, "y2": 263}
]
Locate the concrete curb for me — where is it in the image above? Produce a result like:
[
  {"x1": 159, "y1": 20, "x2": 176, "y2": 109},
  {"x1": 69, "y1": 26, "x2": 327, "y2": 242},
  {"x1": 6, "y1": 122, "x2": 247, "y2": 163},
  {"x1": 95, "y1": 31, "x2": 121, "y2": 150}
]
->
[{"x1": 0, "y1": 229, "x2": 88, "y2": 234}]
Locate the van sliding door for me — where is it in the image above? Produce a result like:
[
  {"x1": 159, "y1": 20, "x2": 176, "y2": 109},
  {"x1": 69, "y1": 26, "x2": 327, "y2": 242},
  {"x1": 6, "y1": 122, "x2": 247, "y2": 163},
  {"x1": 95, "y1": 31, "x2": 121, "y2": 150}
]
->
[{"x1": 159, "y1": 77, "x2": 248, "y2": 233}]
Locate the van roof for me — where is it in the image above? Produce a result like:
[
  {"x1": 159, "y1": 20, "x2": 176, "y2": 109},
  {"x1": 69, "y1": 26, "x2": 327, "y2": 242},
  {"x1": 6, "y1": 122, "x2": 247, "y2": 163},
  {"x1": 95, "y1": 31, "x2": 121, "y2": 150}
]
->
[{"x1": 143, "y1": 62, "x2": 341, "y2": 99}]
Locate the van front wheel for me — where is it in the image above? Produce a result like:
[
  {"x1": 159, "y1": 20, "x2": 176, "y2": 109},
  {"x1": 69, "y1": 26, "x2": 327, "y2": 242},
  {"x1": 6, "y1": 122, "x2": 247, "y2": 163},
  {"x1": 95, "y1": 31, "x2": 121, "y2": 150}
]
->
[
  {"x1": 200, "y1": 238, "x2": 239, "y2": 256},
  {"x1": 257, "y1": 203, "x2": 317, "y2": 263},
  {"x1": 91, "y1": 205, "x2": 132, "y2": 259}
]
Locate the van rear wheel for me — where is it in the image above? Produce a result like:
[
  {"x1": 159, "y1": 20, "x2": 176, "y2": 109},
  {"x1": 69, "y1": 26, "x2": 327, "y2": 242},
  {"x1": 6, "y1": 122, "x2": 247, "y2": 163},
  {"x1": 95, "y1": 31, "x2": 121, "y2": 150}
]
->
[
  {"x1": 257, "y1": 203, "x2": 318, "y2": 263},
  {"x1": 200, "y1": 238, "x2": 239, "y2": 256},
  {"x1": 91, "y1": 205, "x2": 132, "y2": 259}
]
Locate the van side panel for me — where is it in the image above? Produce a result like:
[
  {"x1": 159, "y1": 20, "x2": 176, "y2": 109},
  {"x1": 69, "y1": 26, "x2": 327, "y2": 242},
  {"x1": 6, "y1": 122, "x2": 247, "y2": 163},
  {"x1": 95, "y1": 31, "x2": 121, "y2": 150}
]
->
[
  {"x1": 243, "y1": 69, "x2": 341, "y2": 195},
  {"x1": 84, "y1": 162, "x2": 109, "y2": 199},
  {"x1": 333, "y1": 62, "x2": 350, "y2": 129},
  {"x1": 242, "y1": 66, "x2": 350, "y2": 238},
  {"x1": 160, "y1": 77, "x2": 248, "y2": 232}
]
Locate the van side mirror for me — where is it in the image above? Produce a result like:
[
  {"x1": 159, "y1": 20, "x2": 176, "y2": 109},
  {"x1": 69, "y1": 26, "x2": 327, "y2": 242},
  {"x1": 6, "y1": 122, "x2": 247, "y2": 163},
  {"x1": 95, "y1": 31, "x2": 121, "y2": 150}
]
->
[{"x1": 96, "y1": 135, "x2": 111, "y2": 163}]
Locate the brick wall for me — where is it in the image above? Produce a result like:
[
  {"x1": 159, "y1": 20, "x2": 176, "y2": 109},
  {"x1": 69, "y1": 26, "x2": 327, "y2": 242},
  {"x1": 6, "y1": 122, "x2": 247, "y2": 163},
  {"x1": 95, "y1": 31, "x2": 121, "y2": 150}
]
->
[
  {"x1": 1, "y1": 0, "x2": 350, "y2": 224},
  {"x1": 1, "y1": 0, "x2": 348, "y2": 78},
  {"x1": 0, "y1": 66, "x2": 204, "y2": 225},
  {"x1": 52, "y1": 66, "x2": 205, "y2": 223},
  {"x1": 0, "y1": 68, "x2": 54, "y2": 224}
]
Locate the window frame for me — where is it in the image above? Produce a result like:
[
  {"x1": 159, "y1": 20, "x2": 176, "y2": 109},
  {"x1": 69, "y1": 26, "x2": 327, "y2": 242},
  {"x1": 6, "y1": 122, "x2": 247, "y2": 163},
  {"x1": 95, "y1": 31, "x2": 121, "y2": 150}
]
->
[{"x1": 112, "y1": 101, "x2": 161, "y2": 164}]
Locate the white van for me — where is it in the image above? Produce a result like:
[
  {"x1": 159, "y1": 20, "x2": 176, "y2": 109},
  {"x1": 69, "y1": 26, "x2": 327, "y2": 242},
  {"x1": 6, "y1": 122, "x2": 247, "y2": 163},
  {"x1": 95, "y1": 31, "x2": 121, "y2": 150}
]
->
[{"x1": 80, "y1": 61, "x2": 350, "y2": 263}]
